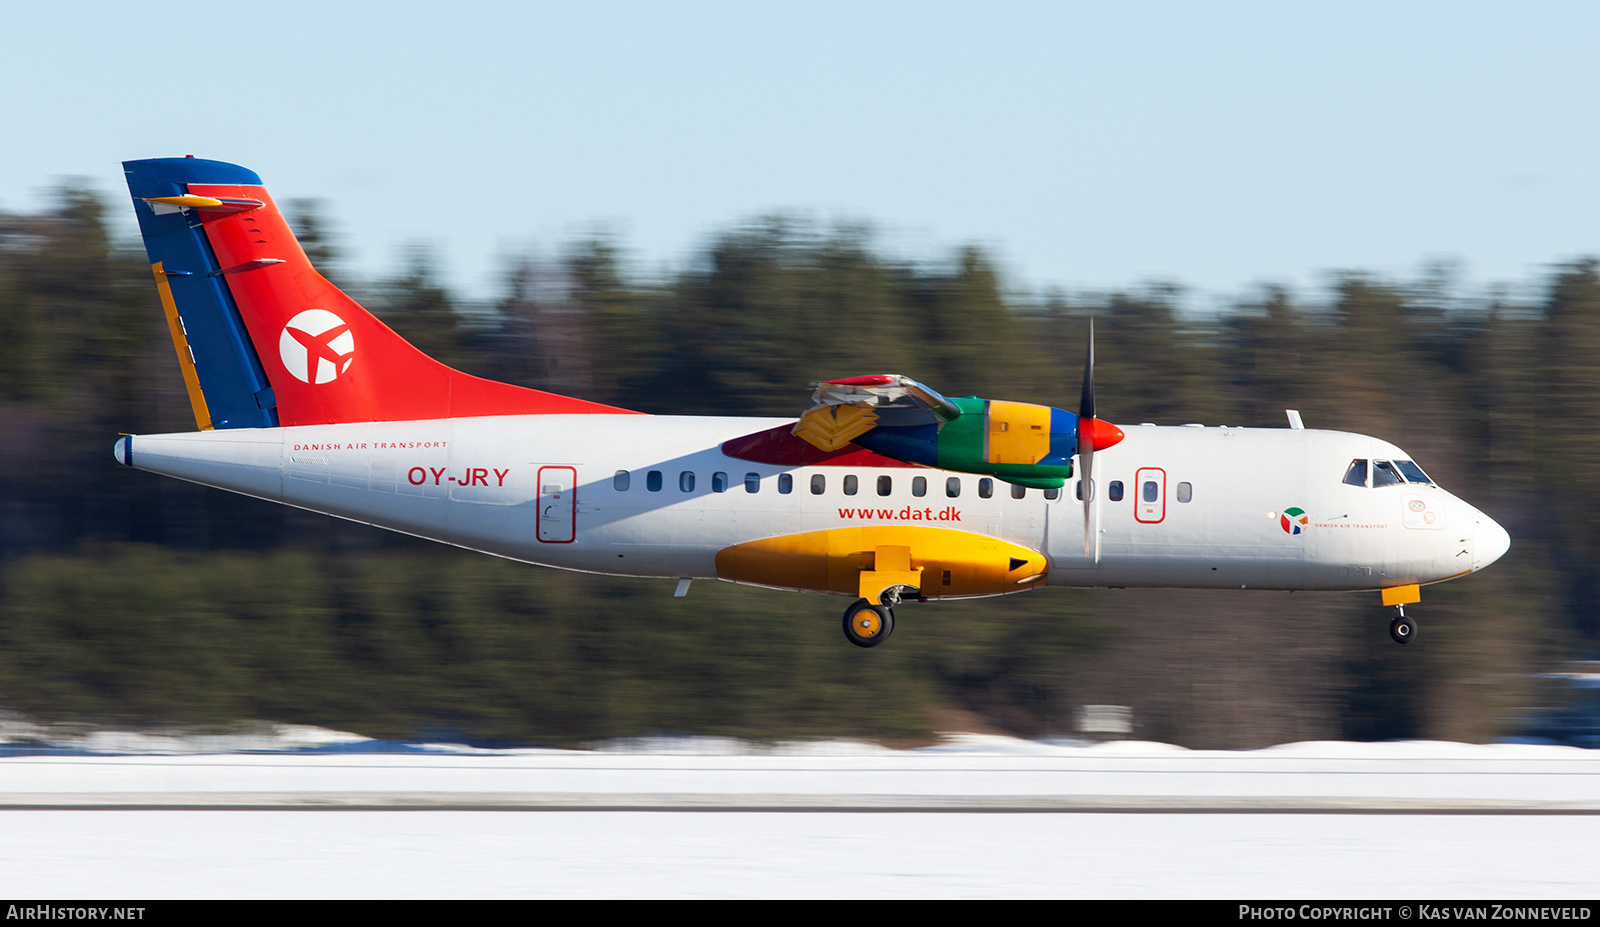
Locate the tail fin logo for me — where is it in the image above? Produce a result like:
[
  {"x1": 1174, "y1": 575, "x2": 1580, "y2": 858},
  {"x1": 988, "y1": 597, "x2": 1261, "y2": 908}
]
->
[{"x1": 279, "y1": 309, "x2": 355, "y2": 384}]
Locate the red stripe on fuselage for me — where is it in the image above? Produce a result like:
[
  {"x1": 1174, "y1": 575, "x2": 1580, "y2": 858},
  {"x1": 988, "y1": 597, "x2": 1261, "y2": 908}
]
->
[{"x1": 721, "y1": 424, "x2": 920, "y2": 467}]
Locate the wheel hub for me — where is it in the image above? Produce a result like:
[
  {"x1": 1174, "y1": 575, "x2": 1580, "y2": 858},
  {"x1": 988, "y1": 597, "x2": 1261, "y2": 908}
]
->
[{"x1": 841, "y1": 600, "x2": 894, "y2": 648}]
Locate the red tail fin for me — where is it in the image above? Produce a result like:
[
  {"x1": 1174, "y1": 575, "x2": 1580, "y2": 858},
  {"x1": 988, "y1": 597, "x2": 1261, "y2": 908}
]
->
[{"x1": 183, "y1": 179, "x2": 636, "y2": 425}]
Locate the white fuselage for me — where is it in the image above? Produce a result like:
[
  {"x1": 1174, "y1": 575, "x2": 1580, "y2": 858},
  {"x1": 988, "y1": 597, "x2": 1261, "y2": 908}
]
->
[{"x1": 121, "y1": 415, "x2": 1510, "y2": 595}]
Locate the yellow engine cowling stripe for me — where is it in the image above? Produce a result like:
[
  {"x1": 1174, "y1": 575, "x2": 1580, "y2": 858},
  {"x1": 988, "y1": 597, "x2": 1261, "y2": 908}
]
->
[
  {"x1": 986, "y1": 400, "x2": 1052, "y2": 465},
  {"x1": 152, "y1": 262, "x2": 213, "y2": 431}
]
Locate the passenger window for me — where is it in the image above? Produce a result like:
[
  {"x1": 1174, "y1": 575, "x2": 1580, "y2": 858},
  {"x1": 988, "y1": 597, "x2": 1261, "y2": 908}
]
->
[
  {"x1": 679, "y1": 471, "x2": 696, "y2": 492},
  {"x1": 912, "y1": 476, "x2": 927, "y2": 497},
  {"x1": 1043, "y1": 487, "x2": 1060, "y2": 501},
  {"x1": 1142, "y1": 480, "x2": 1158, "y2": 502},
  {"x1": 946, "y1": 477, "x2": 961, "y2": 498},
  {"x1": 811, "y1": 474, "x2": 825, "y2": 495},
  {"x1": 712, "y1": 472, "x2": 728, "y2": 493},
  {"x1": 1109, "y1": 480, "x2": 1124, "y2": 502},
  {"x1": 778, "y1": 473, "x2": 793, "y2": 494},
  {"x1": 1343, "y1": 460, "x2": 1368, "y2": 487},
  {"x1": 1011, "y1": 483, "x2": 1027, "y2": 500},
  {"x1": 1076, "y1": 480, "x2": 1094, "y2": 501},
  {"x1": 877, "y1": 475, "x2": 892, "y2": 496},
  {"x1": 647, "y1": 470, "x2": 663, "y2": 492},
  {"x1": 1177, "y1": 481, "x2": 1192, "y2": 503},
  {"x1": 744, "y1": 472, "x2": 760, "y2": 493},
  {"x1": 613, "y1": 470, "x2": 630, "y2": 491},
  {"x1": 1373, "y1": 460, "x2": 1403, "y2": 487},
  {"x1": 1396, "y1": 460, "x2": 1432, "y2": 484},
  {"x1": 979, "y1": 478, "x2": 994, "y2": 499},
  {"x1": 844, "y1": 475, "x2": 859, "y2": 496}
]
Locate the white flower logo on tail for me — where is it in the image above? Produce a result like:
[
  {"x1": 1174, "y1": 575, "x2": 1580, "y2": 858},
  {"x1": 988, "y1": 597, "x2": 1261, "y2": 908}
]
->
[{"x1": 280, "y1": 309, "x2": 354, "y2": 384}]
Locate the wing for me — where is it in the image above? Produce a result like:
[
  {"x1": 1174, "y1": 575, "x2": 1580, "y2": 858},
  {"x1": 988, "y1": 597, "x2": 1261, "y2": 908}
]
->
[{"x1": 792, "y1": 375, "x2": 962, "y2": 452}]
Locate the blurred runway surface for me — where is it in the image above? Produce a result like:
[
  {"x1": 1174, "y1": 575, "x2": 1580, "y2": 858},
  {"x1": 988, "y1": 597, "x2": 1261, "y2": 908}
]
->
[{"x1": 2, "y1": 734, "x2": 1597, "y2": 896}]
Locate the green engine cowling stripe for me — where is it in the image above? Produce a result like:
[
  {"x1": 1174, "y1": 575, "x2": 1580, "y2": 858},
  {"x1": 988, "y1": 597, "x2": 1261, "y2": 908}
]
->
[{"x1": 934, "y1": 397, "x2": 990, "y2": 472}]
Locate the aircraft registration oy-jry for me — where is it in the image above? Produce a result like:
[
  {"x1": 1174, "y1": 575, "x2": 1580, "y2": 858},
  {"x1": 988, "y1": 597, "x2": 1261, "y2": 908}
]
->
[{"x1": 114, "y1": 157, "x2": 1510, "y2": 647}]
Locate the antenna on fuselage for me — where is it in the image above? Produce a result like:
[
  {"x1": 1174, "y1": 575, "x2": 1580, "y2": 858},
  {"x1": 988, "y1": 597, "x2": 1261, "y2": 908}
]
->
[{"x1": 1286, "y1": 410, "x2": 1305, "y2": 430}]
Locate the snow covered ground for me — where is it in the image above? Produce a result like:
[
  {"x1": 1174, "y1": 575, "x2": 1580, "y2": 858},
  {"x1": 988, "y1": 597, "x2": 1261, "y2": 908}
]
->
[{"x1": 1, "y1": 726, "x2": 1597, "y2": 898}]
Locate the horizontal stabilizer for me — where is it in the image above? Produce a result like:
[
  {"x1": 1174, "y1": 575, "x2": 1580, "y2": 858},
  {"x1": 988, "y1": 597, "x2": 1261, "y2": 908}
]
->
[{"x1": 144, "y1": 195, "x2": 266, "y2": 216}]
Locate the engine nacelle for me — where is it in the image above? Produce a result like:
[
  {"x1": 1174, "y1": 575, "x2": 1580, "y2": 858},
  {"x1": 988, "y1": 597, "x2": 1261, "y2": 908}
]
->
[
  {"x1": 787, "y1": 376, "x2": 1125, "y2": 489},
  {"x1": 851, "y1": 397, "x2": 1079, "y2": 489}
]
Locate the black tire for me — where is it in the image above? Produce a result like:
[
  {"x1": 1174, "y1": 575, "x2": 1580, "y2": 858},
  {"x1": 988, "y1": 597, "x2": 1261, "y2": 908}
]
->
[
  {"x1": 1389, "y1": 614, "x2": 1417, "y2": 644},
  {"x1": 842, "y1": 600, "x2": 895, "y2": 648}
]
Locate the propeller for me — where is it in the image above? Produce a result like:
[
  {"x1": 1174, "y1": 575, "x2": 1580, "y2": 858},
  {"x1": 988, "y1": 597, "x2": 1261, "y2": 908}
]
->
[
  {"x1": 1080, "y1": 319, "x2": 1096, "y2": 556},
  {"x1": 1077, "y1": 319, "x2": 1125, "y2": 558}
]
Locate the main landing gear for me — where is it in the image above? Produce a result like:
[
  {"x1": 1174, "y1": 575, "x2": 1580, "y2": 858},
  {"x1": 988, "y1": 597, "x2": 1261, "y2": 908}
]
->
[
  {"x1": 842, "y1": 598, "x2": 895, "y2": 648},
  {"x1": 1389, "y1": 606, "x2": 1418, "y2": 645}
]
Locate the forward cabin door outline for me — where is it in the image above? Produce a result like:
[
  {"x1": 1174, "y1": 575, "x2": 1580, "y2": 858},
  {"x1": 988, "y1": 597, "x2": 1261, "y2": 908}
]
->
[
  {"x1": 538, "y1": 465, "x2": 577, "y2": 543},
  {"x1": 1135, "y1": 467, "x2": 1166, "y2": 525}
]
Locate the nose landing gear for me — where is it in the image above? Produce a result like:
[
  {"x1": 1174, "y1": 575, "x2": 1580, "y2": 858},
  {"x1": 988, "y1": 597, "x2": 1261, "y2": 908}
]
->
[
  {"x1": 1381, "y1": 585, "x2": 1422, "y2": 645},
  {"x1": 1389, "y1": 605, "x2": 1417, "y2": 644}
]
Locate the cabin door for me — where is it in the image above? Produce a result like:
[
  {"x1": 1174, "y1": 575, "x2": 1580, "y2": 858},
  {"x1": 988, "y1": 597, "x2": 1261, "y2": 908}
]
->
[
  {"x1": 1134, "y1": 467, "x2": 1166, "y2": 524},
  {"x1": 537, "y1": 466, "x2": 577, "y2": 543}
]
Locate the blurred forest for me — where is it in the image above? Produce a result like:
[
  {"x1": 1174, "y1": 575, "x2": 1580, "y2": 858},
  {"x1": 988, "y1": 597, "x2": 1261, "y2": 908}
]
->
[{"x1": 0, "y1": 183, "x2": 1594, "y2": 748}]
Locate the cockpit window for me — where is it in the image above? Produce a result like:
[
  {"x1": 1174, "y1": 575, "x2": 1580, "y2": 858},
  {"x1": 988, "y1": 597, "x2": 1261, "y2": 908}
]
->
[
  {"x1": 1395, "y1": 460, "x2": 1433, "y2": 484},
  {"x1": 1372, "y1": 460, "x2": 1404, "y2": 487},
  {"x1": 1349, "y1": 457, "x2": 1433, "y2": 488}
]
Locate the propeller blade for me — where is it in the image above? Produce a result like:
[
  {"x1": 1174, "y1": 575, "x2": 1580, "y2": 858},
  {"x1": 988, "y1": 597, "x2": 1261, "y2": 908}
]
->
[
  {"x1": 1079, "y1": 318, "x2": 1095, "y2": 423},
  {"x1": 1081, "y1": 319, "x2": 1095, "y2": 556},
  {"x1": 1082, "y1": 439, "x2": 1095, "y2": 556}
]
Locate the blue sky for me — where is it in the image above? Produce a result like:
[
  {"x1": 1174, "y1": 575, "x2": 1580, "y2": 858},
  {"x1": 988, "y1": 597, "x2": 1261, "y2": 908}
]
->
[{"x1": 3, "y1": 2, "x2": 1596, "y2": 305}]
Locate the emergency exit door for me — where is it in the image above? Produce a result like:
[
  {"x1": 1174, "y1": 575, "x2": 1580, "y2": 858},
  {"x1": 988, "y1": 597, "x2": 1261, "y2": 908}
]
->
[{"x1": 538, "y1": 466, "x2": 577, "y2": 543}]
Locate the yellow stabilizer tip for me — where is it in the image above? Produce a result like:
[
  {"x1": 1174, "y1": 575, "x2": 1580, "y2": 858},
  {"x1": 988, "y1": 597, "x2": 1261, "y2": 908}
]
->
[{"x1": 144, "y1": 195, "x2": 224, "y2": 208}]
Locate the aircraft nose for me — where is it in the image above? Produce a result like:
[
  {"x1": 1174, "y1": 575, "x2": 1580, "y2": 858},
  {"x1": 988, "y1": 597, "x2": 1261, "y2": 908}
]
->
[{"x1": 1474, "y1": 512, "x2": 1511, "y2": 571}]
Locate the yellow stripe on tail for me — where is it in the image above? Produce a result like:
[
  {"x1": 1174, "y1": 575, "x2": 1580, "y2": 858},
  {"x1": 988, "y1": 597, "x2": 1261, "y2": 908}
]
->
[{"x1": 152, "y1": 262, "x2": 213, "y2": 431}]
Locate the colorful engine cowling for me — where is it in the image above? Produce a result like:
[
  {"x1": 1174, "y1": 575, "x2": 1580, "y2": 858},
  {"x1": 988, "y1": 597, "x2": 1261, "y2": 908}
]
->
[{"x1": 790, "y1": 375, "x2": 1123, "y2": 489}]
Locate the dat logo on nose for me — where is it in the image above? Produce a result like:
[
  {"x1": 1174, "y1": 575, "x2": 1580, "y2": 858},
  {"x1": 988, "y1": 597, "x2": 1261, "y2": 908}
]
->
[{"x1": 279, "y1": 309, "x2": 354, "y2": 384}]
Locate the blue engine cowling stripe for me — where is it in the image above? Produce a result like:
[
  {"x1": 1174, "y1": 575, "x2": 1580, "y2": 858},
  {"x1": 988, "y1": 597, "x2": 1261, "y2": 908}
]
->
[{"x1": 1046, "y1": 406, "x2": 1078, "y2": 466}]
